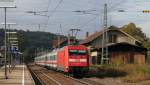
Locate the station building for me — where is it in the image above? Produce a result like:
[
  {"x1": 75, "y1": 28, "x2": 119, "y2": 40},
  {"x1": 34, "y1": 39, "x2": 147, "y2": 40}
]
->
[{"x1": 80, "y1": 26, "x2": 147, "y2": 65}]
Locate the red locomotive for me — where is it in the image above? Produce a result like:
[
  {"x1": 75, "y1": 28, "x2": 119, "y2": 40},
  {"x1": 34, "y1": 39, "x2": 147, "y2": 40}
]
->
[{"x1": 35, "y1": 45, "x2": 89, "y2": 77}]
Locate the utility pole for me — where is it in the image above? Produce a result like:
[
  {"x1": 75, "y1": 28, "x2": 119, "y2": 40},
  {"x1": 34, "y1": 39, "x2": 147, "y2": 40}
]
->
[
  {"x1": 101, "y1": 3, "x2": 109, "y2": 64},
  {"x1": 69, "y1": 29, "x2": 81, "y2": 45}
]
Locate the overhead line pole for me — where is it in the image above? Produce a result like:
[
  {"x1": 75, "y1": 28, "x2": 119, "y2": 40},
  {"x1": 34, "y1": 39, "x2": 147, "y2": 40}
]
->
[{"x1": 101, "y1": 3, "x2": 109, "y2": 64}]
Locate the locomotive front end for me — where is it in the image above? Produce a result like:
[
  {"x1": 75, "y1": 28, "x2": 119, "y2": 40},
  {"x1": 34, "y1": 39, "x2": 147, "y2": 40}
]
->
[{"x1": 67, "y1": 45, "x2": 89, "y2": 77}]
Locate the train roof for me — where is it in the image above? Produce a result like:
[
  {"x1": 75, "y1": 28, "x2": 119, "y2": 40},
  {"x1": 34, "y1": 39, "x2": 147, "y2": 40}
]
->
[{"x1": 35, "y1": 50, "x2": 57, "y2": 59}]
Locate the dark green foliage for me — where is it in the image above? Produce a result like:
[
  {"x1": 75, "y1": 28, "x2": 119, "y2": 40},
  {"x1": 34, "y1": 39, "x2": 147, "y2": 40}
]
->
[{"x1": 0, "y1": 29, "x2": 65, "y2": 63}]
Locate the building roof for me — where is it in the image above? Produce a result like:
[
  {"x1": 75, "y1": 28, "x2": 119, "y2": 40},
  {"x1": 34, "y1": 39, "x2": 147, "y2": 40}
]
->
[
  {"x1": 80, "y1": 27, "x2": 141, "y2": 45},
  {"x1": 92, "y1": 42, "x2": 146, "y2": 50}
]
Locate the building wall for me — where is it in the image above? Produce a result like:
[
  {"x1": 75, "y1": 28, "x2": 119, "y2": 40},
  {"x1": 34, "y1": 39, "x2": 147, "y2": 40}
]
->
[
  {"x1": 116, "y1": 32, "x2": 136, "y2": 45},
  {"x1": 108, "y1": 30, "x2": 136, "y2": 45},
  {"x1": 134, "y1": 52, "x2": 145, "y2": 64},
  {"x1": 111, "y1": 52, "x2": 145, "y2": 64}
]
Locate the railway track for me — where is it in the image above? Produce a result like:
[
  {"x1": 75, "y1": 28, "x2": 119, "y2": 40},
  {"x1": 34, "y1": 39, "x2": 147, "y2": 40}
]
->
[
  {"x1": 28, "y1": 64, "x2": 103, "y2": 85},
  {"x1": 63, "y1": 74, "x2": 103, "y2": 85}
]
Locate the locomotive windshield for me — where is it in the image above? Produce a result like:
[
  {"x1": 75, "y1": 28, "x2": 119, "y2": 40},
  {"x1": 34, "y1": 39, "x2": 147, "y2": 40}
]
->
[
  {"x1": 69, "y1": 50, "x2": 87, "y2": 56},
  {"x1": 78, "y1": 50, "x2": 87, "y2": 55},
  {"x1": 69, "y1": 50, "x2": 78, "y2": 55}
]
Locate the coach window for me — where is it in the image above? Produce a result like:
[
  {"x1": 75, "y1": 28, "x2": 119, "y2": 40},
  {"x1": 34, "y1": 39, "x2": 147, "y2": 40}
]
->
[
  {"x1": 53, "y1": 55, "x2": 56, "y2": 60},
  {"x1": 52, "y1": 55, "x2": 55, "y2": 60}
]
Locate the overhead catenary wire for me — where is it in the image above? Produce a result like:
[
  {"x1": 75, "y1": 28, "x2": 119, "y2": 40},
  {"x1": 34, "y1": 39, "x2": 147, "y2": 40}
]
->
[
  {"x1": 65, "y1": 0, "x2": 124, "y2": 39},
  {"x1": 74, "y1": 0, "x2": 125, "y2": 30},
  {"x1": 45, "y1": 0, "x2": 63, "y2": 30},
  {"x1": 44, "y1": 0, "x2": 52, "y2": 31},
  {"x1": 77, "y1": 15, "x2": 99, "y2": 29},
  {"x1": 16, "y1": 0, "x2": 125, "y2": 37},
  {"x1": 108, "y1": 0, "x2": 125, "y2": 11},
  {"x1": 48, "y1": 0, "x2": 63, "y2": 19}
]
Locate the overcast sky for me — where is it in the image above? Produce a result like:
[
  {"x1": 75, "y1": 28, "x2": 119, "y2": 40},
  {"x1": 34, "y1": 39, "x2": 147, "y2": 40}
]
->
[{"x1": 0, "y1": 0, "x2": 150, "y2": 39}]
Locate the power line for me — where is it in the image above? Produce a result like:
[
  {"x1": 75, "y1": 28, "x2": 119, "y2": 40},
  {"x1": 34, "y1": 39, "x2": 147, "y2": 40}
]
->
[
  {"x1": 19, "y1": 0, "x2": 125, "y2": 36},
  {"x1": 48, "y1": 0, "x2": 63, "y2": 18},
  {"x1": 76, "y1": 15, "x2": 99, "y2": 30},
  {"x1": 108, "y1": 0, "x2": 125, "y2": 11},
  {"x1": 46, "y1": 0, "x2": 63, "y2": 31},
  {"x1": 44, "y1": 0, "x2": 52, "y2": 32},
  {"x1": 68, "y1": 0, "x2": 125, "y2": 31}
]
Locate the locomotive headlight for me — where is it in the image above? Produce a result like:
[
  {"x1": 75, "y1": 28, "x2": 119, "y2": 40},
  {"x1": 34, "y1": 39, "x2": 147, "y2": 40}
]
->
[
  {"x1": 69, "y1": 59, "x2": 87, "y2": 62},
  {"x1": 69, "y1": 59, "x2": 76, "y2": 62},
  {"x1": 80, "y1": 59, "x2": 87, "y2": 62}
]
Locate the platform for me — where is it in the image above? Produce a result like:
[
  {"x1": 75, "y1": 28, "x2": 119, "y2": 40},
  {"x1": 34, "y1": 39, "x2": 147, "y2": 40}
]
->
[{"x1": 0, "y1": 65, "x2": 35, "y2": 85}]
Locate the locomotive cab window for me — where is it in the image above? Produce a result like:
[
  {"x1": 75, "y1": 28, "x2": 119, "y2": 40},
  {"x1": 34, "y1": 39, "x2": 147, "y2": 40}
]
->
[
  {"x1": 69, "y1": 50, "x2": 78, "y2": 55},
  {"x1": 78, "y1": 50, "x2": 87, "y2": 55},
  {"x1": 69, "y1": 50, "x2": 87, "y2": 55}
]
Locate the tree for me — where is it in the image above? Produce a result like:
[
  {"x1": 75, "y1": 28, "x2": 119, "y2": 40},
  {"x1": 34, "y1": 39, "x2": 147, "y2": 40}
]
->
[
  {"x1": 122, "y1": 23, "x2": 146, "y2": 41},
  {"x1": 0, "y1": 28, "x2": 65, "y2": 63},
  {"x1": 122, "y1": 23, "x2": 150, "y2": 63}
]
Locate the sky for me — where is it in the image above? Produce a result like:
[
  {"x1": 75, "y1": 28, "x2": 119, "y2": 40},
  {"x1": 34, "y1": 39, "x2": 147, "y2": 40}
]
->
[{"x1": 0, "y1": 0, "x2": 150, "y2": 39}]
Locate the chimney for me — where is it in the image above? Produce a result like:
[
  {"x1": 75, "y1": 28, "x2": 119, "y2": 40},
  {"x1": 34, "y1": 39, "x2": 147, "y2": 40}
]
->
[{"x1": 86, "y1": 32, "x2": 89, "y2": 38}]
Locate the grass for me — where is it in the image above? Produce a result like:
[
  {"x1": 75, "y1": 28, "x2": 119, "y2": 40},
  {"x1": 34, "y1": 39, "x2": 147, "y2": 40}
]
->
[
  {"x1": 120, "y1": 64, "x2": 150, "y2": 83},
  {"x1": 87, "y1": 64, "x2": 150, "y2": 83},
  {"x1": 86, "y1": 64, "x2": 127, "y2": 78}
]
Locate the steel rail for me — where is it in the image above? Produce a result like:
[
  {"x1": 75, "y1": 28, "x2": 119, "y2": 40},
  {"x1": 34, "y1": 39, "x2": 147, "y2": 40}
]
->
[
  {"x1": 63, "y1": 74, "x2": 93, "y2": 85},
  {"x1": 42, "y1": 73, "x2": 62, "y2": 85},
  {"x1": 28, "y1": 66, "x2": 45, "y2": 85}
]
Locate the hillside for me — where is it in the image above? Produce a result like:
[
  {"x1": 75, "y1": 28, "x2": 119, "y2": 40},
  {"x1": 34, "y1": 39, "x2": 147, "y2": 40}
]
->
[{"x1": 0, "y1": 29, "x2": 65, "y2": 63}]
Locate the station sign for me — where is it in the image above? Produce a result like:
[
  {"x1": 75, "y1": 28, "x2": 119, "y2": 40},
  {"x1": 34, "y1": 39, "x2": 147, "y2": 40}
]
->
[
  {"x1": 0, "y1": 0, "x2": 15, "y2": 7},
  {"x1": 11, "y1": 46, "x2": 18, "y2": 54}
]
